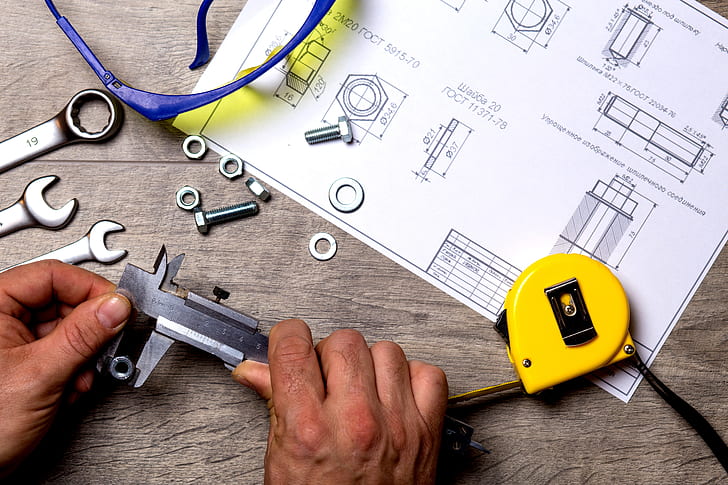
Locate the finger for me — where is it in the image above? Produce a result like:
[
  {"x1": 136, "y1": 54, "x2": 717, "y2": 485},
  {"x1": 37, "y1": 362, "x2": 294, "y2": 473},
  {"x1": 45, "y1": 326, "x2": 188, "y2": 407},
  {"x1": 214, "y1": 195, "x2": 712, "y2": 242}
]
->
[
  {"x1": 370, "y1": 341, "x2": 413, "y2": 411},
  {"x1": 0, "y1": 261, "x2": 115, "y2": 322},
  {"x1": 232, "y1": 360, "x2": 272, "y2": 400},
  {"x1": 409, "y1": 360, "x2": 448, "y2": 434},
  {"x1": 31, "y1": 293, "x2": 131, "y2": 388},
  {"x1": 316, "y1": 329, "x2": 377, "y2": 403},
  {"x1": 268, "y1": 319, "x2": 325, "y2": 419},
  {"x1": 74, "y1": 368, "x2": 96, "y2": 394}
]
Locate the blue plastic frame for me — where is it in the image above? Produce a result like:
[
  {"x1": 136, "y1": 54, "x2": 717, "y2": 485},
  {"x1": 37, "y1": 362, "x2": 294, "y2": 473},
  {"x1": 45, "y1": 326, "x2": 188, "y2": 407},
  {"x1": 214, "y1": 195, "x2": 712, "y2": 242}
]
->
[{"x1": 45, "y1": 0, "x2": 336, "y2": 121}]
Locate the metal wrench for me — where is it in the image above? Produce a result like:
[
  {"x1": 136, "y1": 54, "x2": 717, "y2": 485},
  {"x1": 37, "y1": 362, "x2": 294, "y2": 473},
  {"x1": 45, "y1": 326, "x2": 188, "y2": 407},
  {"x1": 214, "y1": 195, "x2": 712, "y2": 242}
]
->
[
  {"x1": 1, "y1": 220, "x2": 127, "y2": 272},
  {"x1": 0, "y1": 175, "x2": 78, "y2": 237},
  {"x1": 0, "y1": 89, "x2": 123, "y2": 174}
]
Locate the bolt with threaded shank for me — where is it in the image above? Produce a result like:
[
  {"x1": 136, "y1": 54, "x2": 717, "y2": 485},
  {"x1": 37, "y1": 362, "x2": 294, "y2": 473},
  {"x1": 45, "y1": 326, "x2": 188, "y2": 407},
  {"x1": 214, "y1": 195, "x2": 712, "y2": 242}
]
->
[
  {"x1": 193, "y1": 202, "x2": 258, "y2": 234},
  {"x1": 305, "y1": 116, "x2": 353, "y2": 144}
]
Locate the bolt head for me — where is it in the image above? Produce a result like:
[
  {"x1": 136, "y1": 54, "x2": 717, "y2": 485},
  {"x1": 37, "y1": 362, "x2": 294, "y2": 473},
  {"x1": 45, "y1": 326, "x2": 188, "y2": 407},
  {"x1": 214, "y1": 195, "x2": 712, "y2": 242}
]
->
[
  {"x1": 193, "y1": 207, "x2": 209, "y2": 234},
  {"x1": 337, "y1": 116, "x2": 353, "y2": 143}
]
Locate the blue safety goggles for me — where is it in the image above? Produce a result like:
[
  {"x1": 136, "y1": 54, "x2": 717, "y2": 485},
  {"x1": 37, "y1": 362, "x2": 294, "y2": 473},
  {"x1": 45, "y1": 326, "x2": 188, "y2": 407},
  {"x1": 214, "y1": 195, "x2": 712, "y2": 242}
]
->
[{"x1": 45, "y1": 0, "x2": 336, "y2": 121}]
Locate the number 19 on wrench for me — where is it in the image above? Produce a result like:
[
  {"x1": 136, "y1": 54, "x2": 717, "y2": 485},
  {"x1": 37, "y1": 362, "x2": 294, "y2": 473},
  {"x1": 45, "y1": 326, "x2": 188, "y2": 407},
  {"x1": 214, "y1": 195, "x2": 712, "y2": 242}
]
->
[{"x1": 0, "y1": 89, "x2": 123, "y2": 174}]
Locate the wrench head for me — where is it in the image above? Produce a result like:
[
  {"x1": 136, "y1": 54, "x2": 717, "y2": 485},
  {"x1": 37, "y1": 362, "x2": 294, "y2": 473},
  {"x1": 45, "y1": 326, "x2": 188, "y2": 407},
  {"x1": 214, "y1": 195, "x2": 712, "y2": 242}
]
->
[
  {"x1": 88, "y1": 220, "x2": 127, "y2": 264},
  {"x1": 24, "y1": 175, "x2": 78, "y2": 229}
]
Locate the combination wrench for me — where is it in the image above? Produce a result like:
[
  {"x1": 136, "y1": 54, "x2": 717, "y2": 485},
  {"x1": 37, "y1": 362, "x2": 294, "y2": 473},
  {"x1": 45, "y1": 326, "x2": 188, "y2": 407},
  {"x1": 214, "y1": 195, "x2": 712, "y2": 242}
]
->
[
  {"x1": 0, "y1": 175, "x2": 78, "y2": 237},
  {"x1": 1, "y1": 220, "x2": 127, "y2": 272},
  {"x1": 0, "y1": 89, "x2": 123, "y2": 174}
]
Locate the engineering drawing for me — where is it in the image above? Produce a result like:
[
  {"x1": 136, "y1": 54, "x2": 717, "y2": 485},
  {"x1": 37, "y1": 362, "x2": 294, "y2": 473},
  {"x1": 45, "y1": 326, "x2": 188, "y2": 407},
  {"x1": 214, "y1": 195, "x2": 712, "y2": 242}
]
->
[
  {"x1": 323, "y1": 74, "x2": 408, "y2": 143},
  {"x1": 715, "y1": 94, "x2": 728, "y2": 127},
  {"x1": 440, "y1": 0, "x2": 466, "y2": 11},
  {"x1": 428, "y1": 229, "x2": 521, "y2": 315},
  {"x1": 604, "y1": 6, "x2": 660, "y2": 68},
  {"x1": 415, "y1": 118, "x2": 473, "y2": 182},
  {"x1": 594, "y1": 93, "x2": 714, "y2": 182},
  {"x1": 551, "y1": 176, "x2": 655, "y2": 269},
  {"x1": 275, "y1": 39, "x2": 331, "y2": 107},
  {"x1": 493, "y1": 0, "x2": 570, "y2": 53}
]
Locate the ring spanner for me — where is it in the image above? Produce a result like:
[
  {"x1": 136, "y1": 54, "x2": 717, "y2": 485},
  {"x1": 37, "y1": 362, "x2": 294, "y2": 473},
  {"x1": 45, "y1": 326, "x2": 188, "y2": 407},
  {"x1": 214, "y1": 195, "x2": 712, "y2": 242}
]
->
[
  {"x1": 0, "y1": 89, "x2": 123, "y2": 174},
  {"x1": 1, "y1": 220, "x2": 127, "y2": 272},
  {"x1": 0, "y1": 175, "x2": 77, "y2": 236}
]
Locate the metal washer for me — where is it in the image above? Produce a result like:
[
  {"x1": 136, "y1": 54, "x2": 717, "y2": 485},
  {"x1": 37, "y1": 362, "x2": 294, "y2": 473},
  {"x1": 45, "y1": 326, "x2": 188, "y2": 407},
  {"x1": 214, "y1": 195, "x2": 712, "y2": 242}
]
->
[
  {"x1": 182, "y1": 135, "x2": 207, "y2": 159},
  {"x1": 329, "y1": 177, "x2": 364, "y2": 213},
  {"x1": 309, "y1": 233, "x2": 337, "y2": 261}
]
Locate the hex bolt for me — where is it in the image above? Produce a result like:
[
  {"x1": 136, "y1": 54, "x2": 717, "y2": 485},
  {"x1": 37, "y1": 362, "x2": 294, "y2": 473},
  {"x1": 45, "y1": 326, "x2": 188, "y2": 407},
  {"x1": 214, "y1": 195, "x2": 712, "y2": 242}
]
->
[
  {"x1": 193, "y1": 202, "x2": 258, "y2": 234},
  {"x1": 304, "y1": 116, "x2": 353, "y2": 144}
]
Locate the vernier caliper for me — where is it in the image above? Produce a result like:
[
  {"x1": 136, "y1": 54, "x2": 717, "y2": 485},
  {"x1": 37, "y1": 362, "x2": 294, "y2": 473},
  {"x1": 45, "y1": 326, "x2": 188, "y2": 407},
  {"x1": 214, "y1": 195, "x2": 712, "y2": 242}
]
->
[{"x1": 98, "y1": 246, "x2": 268, "y2": 387}]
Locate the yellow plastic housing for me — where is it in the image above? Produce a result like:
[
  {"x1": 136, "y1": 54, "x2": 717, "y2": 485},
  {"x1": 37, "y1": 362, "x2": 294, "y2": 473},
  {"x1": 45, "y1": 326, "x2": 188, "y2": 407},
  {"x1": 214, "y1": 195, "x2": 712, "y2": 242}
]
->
[{"x1": 503, "y1": 254, "x2": 633, "y2": 394}]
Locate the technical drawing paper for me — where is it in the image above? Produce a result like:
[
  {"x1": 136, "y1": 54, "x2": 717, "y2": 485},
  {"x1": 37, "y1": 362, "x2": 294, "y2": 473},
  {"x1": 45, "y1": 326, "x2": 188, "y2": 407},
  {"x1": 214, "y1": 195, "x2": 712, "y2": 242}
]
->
[{"x1": 174, "y1": 0, "x2": 728, "y2": 401}]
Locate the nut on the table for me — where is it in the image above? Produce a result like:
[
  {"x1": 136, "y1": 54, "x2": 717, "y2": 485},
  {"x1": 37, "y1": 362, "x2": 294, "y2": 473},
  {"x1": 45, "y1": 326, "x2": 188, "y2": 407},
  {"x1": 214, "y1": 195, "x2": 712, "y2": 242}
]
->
[
  {"x1": 219, "y1": 154, "x2": 244, "y2": 179},
  {"x1": 245, "y1": 177, "x2": 271, "y2": 201}
]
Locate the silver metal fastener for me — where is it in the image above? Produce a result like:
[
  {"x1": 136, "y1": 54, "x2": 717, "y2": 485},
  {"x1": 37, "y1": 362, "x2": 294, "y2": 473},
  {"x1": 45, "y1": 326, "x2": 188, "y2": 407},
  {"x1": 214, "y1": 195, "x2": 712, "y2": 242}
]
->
[
  {"x1": 305, "y1": 116, "x2": 353, "y2": 144},
  {"x1": 219, "y1": 154, "x2": 244, "y2": 179},
  {"x1": 245, "y1": 177, "x2": 271, "y2": 201},
  {"x1": 182, "y1": 135, "x2": 207, "y2": 159},
  {"x1": 193, "y1": 202, "x2": 259, "y2": 234}
]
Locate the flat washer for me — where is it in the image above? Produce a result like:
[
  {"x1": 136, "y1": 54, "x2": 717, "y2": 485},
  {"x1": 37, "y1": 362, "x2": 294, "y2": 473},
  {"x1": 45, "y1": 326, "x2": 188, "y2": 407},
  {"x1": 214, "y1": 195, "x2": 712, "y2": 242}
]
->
[
  {"x1": 329, "y1": 177, "x2": 364, "y2": 213},
  {"x1": 175, "y1": 185, "x2": 201, "y2": 211},
  {"x1": 182, "y1": 135, "x2": 207, "y2": 159},
  {"x1": 309, "y1": 232, "x2": 337, "y2": 261}
]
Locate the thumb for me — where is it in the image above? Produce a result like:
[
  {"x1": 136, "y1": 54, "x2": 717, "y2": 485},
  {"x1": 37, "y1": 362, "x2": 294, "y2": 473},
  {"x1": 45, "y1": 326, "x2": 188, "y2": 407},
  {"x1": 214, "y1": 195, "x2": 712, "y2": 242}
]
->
[
  {"x1": 35, "y1": 293, "x2": 131, "y2": 387},
  {"x1": 232, "y1": 360, "x2": 272, "y2": 400}
]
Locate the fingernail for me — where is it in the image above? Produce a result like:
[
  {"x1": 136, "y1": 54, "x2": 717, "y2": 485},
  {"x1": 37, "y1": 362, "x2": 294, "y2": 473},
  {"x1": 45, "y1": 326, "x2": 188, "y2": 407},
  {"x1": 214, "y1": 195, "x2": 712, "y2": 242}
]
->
[{"x1": 97, "y1": 294, "x2": 131, "y2": 329}]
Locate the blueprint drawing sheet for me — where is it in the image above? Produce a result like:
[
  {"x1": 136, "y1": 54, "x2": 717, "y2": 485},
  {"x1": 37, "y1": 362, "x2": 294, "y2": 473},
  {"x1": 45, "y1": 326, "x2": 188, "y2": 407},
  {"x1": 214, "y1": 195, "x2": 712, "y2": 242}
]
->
[{"x1": 175, "y1": 0, "x2": 728, "y2": 401}]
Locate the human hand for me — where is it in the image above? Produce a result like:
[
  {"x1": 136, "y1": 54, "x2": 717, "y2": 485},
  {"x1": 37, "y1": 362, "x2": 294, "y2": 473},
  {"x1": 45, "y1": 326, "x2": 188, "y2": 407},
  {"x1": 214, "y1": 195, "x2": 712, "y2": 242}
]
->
[
  {"x1": 233, "y1": 319, "x2": 448, "y2": 485},
  {"x1": 0, "y1": 261, "x2": 131, "y2": 477}
]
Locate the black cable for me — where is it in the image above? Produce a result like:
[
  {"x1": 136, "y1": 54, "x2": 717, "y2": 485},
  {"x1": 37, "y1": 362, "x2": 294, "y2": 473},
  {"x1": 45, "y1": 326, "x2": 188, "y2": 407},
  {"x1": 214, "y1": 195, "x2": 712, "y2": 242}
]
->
[{"x1": 633, "y1": 352, "x2": 728, "y2": 473}]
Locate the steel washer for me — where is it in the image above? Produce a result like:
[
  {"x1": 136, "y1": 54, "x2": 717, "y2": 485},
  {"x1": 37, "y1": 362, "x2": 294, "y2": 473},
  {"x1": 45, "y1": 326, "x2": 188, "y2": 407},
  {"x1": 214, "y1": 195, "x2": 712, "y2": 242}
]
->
[
  {"x1": 309, "y1": 233, "x2": 337, "y2": 261},
  {"x1": 329, "y1": 177, "x2": 364, "y2": 213}
]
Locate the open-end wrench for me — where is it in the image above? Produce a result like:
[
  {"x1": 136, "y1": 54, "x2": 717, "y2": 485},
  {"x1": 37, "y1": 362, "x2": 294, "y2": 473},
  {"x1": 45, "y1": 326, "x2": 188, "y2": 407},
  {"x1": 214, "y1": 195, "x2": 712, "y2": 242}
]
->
[
  {"x1": 1, "y1": 220, "x2": 127, "y2": 272},
  {"x1": 0, "y1": 89, "x2": 123, "y2": 174},
  {"x1": 0, "y1": 175, "x2": 78, "y2": 237}
]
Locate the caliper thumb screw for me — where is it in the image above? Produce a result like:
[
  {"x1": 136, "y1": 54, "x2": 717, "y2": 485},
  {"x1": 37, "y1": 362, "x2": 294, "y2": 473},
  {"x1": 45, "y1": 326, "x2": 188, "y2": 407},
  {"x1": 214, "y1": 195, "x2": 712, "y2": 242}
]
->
[{"x1": 193, "y1": 202, "x2": 259, "y2": 234}]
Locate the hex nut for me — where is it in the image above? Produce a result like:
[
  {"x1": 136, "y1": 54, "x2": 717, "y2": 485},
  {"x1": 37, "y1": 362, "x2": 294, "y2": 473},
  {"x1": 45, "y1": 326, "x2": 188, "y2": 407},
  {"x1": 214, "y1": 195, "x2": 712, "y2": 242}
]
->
[
  {"x1": 193, "y1": 207, "x2": 209, "y2": 234},
  {"x1": 219, "y1": 154, "x2": 244, "y2": 179},
  {"x1": 245, "y1": 177, "x2": 271, "y2": 201},
  {"x1": 175, "y1": 185, "x2": 201, "y2": 211}
]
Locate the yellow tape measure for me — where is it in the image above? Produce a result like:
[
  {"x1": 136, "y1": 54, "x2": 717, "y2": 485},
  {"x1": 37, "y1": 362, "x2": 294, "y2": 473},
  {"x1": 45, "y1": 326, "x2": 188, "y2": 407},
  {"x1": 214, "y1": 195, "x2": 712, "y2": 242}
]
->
[{"x1": 451, "y1": 253, "x2": 635, "y2": 401}]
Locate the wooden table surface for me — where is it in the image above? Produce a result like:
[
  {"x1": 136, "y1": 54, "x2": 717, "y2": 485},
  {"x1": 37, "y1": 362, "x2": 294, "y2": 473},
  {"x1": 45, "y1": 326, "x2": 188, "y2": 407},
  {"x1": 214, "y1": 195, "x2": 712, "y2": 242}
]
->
[{"x1": 1, "y1": 1, "x2": 726, "y2": 483}]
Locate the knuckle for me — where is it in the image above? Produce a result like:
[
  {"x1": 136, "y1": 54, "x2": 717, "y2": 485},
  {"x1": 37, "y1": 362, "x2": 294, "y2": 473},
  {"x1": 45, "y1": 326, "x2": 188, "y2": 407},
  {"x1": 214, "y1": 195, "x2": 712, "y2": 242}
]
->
[
  {"x1": 293, "y1": 421, "x2": 328, "y2": 454},
  {"x1": 278, "y1": 413, "x2": 328, "y2": 457},
  {"x1": 344, "y1": 403, "x2": 381, "y2": 451},
  {"x1": 272, "y1": 334, "x2": 314, "y2": 364},
  {"x1": 412, "y1": 361, "x2": 448, "y2": 392}
]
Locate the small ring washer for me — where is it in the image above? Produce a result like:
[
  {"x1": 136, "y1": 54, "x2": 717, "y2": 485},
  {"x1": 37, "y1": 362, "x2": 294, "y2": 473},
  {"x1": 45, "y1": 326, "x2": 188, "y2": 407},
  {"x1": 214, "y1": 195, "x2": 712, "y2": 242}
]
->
[
  {"x1": 309, "y1": 233, "x2": 337, "y2": 261},
  {"x1": 329, "y1": 177, "x2": 364, "y2": 213},
  {"x1": 183, "y1": 135, "x2": 207, "y2": 159},
  {"x1": 176, "y1": 185, "x2": 201, "y2": 211}
]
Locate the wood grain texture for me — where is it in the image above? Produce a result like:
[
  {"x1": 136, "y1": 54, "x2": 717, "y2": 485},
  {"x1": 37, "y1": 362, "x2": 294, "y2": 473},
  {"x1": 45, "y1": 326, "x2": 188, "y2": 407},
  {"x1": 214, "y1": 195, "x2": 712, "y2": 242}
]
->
[{"x1": 0, "y1": 1, "x2": 726, "y2": 483}]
